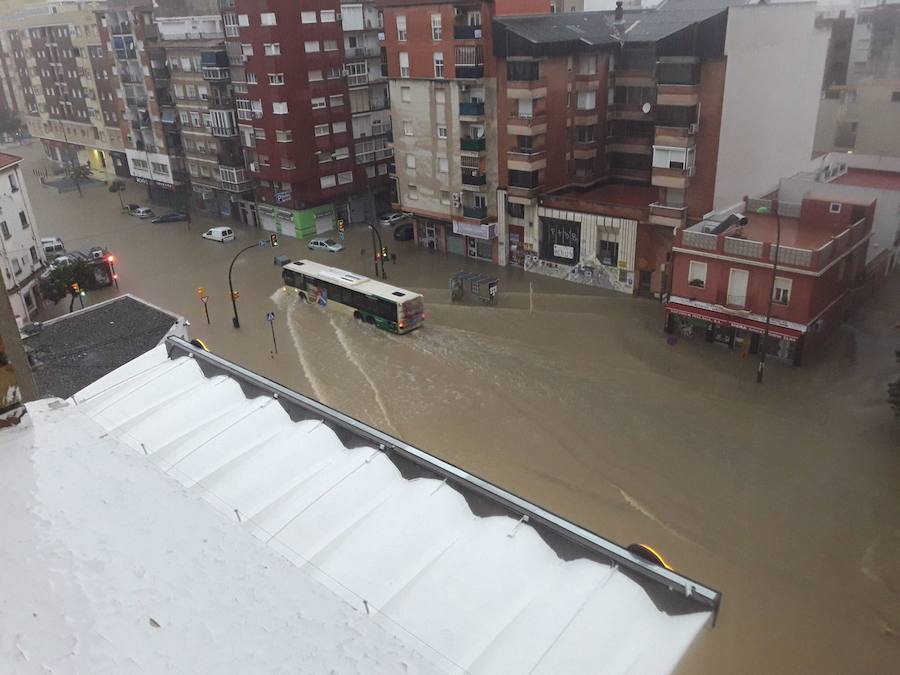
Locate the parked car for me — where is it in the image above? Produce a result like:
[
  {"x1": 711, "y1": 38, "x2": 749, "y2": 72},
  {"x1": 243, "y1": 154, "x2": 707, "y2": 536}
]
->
[
  {"x1": 394, "y1": 223, "x2": 414, "y2": 241},
  {"x1": 202, "y1": 226, "x2": 235, "y2": 243},
  {"x1": 378, "y1": 211, "x2": 410, "y2": 227},
  {"x1": 151, "y1": 212, "x2": 189, "y2": 224},
  {"x1": 308, "y1": 238, "x2": 344, "y2": 252},
  {"x1": 41, "y1": 237, "x2": 65, "y2": 259},
  {"x1": 131, "y1": 206, "x2": 155, "y2": 219}
]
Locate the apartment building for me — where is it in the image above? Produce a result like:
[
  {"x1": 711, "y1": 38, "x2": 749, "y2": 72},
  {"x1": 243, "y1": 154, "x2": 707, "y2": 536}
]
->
[
  {"x1": 379, "y1": 0, "x2": 549, "y2": 263},
  {"x1": 666, "y1": 194, "x2": 874, "y2": 366},
  {"x1": 0, "y1": 0, "x2": 128, "y2": 178},
  {"x1": 0, "y1": 152, "x2": 47, "y2": 325},
  {"x1": 490, "y1": 1, "x2": 827, "y2": 296},
  {"x1": 225, "y1": 0, "x2": 390, "y2": 238},
  {"x1": 97, "y1": 0, "x2": 189, "y2": 204},
  {"x1": 815, "y1": 0, "x2": 900, "y2": 157},
  {"x1": 155, "y1": 1, "x2": 252, "y2": 219}
]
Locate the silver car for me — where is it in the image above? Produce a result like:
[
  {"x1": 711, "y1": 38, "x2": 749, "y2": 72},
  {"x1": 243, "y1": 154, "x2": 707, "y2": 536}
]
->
[
  {"x1": 378, "y1": 212, "x2": 410, "y2": 227},
  {"x1": 308, "y1": 238, "x2": 344, "y2": 252}
]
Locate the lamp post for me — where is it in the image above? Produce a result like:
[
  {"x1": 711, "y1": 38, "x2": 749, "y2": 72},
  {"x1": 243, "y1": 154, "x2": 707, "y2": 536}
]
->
[
  {"x1": 228, "y1": 242, "x2": 263, "y2": 328},
  {"x1": 757, "y1": 199, "x2": 782, "y2": 384}
]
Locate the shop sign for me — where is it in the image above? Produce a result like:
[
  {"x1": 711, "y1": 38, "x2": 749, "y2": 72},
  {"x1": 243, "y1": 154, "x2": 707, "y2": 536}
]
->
[
  {"x1": 274, "y1": 191, "x2": 291, "y2": 204},
  {"x1": 553, "y1": 244, "x2": 575, "y2": 259},
  {"x1": 453, "y1": 221, "x2": 496, "y2": 240},
  {"x1": 134, "y1": 176, "x2": 174, "y2": 191},
  {"x1": 668, "y1": 306, "x2": 799, "y2": 341}
]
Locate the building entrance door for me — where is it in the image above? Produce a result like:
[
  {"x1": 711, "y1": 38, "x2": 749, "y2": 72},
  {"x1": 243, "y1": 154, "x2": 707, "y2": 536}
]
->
[{"x1": 424, "y1": 224, "x2": 437, "y2": 249}]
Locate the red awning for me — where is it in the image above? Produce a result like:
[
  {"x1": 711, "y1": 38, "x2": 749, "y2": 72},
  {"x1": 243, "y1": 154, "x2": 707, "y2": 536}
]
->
[{"x1": 666, "y1": 302, "x2": 804, "y2": 341}]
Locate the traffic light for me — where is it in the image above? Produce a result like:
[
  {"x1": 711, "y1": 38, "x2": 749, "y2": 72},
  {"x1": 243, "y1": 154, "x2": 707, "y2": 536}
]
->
[
  {"x1": 71, "y1": 282, "x2": 80, "y2": 295},
  {"x1": 231, "y1": 291, "x2": 240, "y2": 300},
  {"x1": 382, "y1": 247, "x2": 388, "y2": 259},
  {"x1": 337, "y1": 218, "x2": 345, "y2": 233},
  {"x1": 197, "y1": 286, "x2": 205, "y2": 296},
  {"x1": 269, "y1": 233, "x2": 279, "y2": 247}
]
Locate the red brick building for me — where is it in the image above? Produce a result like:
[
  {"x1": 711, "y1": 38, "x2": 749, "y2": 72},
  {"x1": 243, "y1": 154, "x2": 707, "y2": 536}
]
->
[{"x1": 665, "y1": 195, "x2": 875, "y2": 365}]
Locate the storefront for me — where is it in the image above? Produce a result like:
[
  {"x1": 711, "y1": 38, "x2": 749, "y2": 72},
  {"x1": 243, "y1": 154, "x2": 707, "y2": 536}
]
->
[
  {"x1": 539, "y1": 216, "x2": 581, "y2": 264},
  {"x1": 453, "y1": 221, "x2": 497, "y2": 263},
  {"x1": 415, "y1": 219, "x2": 450, "y2": 253},
  {"x1": 664, "y1": 302, "x2": 805, "y2": 365},
  {"x1": 508, "y1": 224, "x2": 525, "y2": 266}
]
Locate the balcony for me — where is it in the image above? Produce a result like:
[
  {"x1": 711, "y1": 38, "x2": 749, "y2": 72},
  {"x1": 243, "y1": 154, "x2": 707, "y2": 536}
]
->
[
  {"x1": 454, "y1": 25, "x2": 483, "y2": 40},
  {"x1": 648, "y1": 202, "x2": 688, "y2": 228},
  {"x1": 455, "y1": 65, "x2": 484, "y2": 79},
  {"x1": 461, "y1": 170, "x2": 486, "y2": 187},
  {"x1": 208, "y1": 97, "x2": 235, "y2": 110},
  {"x1": 346, "y1": 46, "x2": 380, "y2": 59},
  {"x1": 506, "y1": 78, "x2": 547, "y2": 98},
  {"x1": 507, "y1": 150, "x2": 546, "y2": 171},
  {"x1": 460, "y1": 137, "x2": 486, "y2": 152},
  {"x1": 507, "y1": 113, "x2": 547, "y2": 136},
  {"x1": 202, "y1": 66, "x2": 230, "y2": 81},
  {"x1": 210, "y1": 125, "x2": 238, "y2": 138},
  {"x1": 604, "y1": 135, "x2": 651, "y2": 154},
  {"x1": 607, "y1": 103, "x2": 648, "y2": 121},
  {"x1": 219, "y1": 166, "x2": 254, "y2": 192},
  {"x1": 573, "y1": 110, "x2": 600, "y2": 126},
  {"x1": 652, "y1": 165, "x2": 694, "y2": 189},
  {"x1": 347, "y1": 72, "x2": 370, "y2": 86},
  {"x1": 657, "y1": 84, "x2": 699, "y2": 107},
  {"x1": 463, "y1": 205, "x2": 487, "y2": 219},
  {"x1": 110, "y1": 22, "x2": 132, "y2": 36},
  {"x1": 654, "y1": 124, "x2": 697, "y2": 147},
  {"x1": 151, "y1": 66, "x2": 170, "y2": 80},
  {"x1": 459, "y1": 101, "x2": 485, "y2": 117}
]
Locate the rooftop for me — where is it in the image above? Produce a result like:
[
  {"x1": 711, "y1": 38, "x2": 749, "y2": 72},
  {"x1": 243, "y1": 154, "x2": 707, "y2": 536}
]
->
[
  {"x1": 24, "y1": 295, "x2": 184, "y2": 399},
  {"x1": 734, "y1": 213, "x2": 834, "y2": 250},
  {"x1": 0, "y1": 151, "x2": 22, "y2": 171},
  {"x1": 832, "y1": 168, "x2": 900, "y2": 192},
  {"x1": 542, "y1": 182, "x2": 658, "y2": 214},
  {"x1": 0, "y1": 337, "x2": 719, "y2": 674}
]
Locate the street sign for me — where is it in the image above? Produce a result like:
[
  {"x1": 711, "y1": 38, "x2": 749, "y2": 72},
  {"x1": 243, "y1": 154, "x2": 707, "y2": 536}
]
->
[
  {"x1": 266, "y1": 311, "x2": 275, "y2": 322},
  {"x1": 258, "y1": 239, "x2": 268, "y2": 247},
  {"x1": 339, "y1": 231, "x2": 344, "y2": 241},
  {"x1": 201, "y1": 296, "x2": 209, "y2": 304},
  {"x1": 266, "y1": 311, "x2": 277, "y2": 354}
]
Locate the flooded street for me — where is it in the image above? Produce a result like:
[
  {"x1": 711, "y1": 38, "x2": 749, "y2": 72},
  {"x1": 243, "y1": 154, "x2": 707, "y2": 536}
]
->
[{"x1": 17, "y1": 141, "x2": 900, "y2": 673}]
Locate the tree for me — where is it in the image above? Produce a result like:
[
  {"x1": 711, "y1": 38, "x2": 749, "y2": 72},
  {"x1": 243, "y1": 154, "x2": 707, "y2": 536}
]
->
[
  {"x1": 108, "y1": 179, "x2": 127, "y2": 209},
  {"x1": 38, "y1": 260, "x2": 95, "y2": 307},
  {"x1": 68, "y1": 163, "x2": 92, "y2": 198},
  {"x1": 0, "y1": 108, "x2": 24, "y2": 141},
  {"x1": 890, "y1": 351, "x2": 900, "y2": 417},
  {"x1": 174, "y1": 186, "x2": 192, "y2": 230}
]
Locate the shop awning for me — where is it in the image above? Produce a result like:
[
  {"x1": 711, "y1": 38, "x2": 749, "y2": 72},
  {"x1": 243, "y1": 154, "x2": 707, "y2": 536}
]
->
[{"x1": 666, "y1": 301, "x2": 804, "y2": 341}]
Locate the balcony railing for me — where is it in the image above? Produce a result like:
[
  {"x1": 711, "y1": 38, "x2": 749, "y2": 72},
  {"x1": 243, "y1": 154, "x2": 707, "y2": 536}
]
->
[
  {"x1": 347, "y1": 72, "x2": 369, "y2": 86},
  {"x1": 455, "y1": 65, "x2": 484, "y2": 79},
  {"x1": 459, "y1": 101, "x2": 484, "y2": 116},
  {"x1": 462, "y1": 170, "x2": 486, "y2": 186},
  {"x1": 346, "y1": 46, "x2": 380, "y2": 59},
  {"x1": 202, "y1": 66, "x2": 230, "y2": 81},
  {"x1": 454, "y1": 26, "x2": 483, "y2": 39},
  {"x1": 460, "y1": 137, "x2": 486, "y2": 152},
  {"x1": 219, "y1": 166, "x2": 254, "y2": 191},
  {"x1": 210, "y1": 125, "x2": 238, "y2": 137},
  {"x1": 648, "y1": 202, "x2": 688, "y2": 228},
  {"x1": 726, "y1": 294, "x2": 746, "y2": 309},
  {"x1": 463, "y1": 205, "x2": 487, "y2": 219}
]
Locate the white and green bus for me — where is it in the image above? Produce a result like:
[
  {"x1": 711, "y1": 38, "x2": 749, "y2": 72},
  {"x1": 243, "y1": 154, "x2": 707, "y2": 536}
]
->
[{"x1": 281, "y1": 259, "x2": 425, "y2": 334}]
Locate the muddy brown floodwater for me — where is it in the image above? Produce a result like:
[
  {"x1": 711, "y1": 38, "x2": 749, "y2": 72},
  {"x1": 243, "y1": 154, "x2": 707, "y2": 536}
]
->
[{"x1": 16, "y1": 141, "x2": 900, "y2": 673}]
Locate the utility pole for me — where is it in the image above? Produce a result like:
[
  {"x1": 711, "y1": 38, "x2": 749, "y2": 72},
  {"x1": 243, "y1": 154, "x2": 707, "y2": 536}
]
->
[
  {"x1": 757, "y1": 200, "x2": 782, "y2": 384},
  {"x1": 0, "y1": 288, "x2": 38, "y2": 404}
]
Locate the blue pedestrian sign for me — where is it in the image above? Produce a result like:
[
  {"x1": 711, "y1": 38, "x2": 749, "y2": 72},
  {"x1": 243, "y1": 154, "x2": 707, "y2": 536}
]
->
[{"x1": 266, "y1": 311, "x2": 276, "y2": 322}]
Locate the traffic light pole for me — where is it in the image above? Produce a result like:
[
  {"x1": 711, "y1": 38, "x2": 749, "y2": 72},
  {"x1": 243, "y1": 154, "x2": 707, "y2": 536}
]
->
[
  {"x1": 228, "y1": 243, "x2": 261, "y2": 329},
  {"x1": 369, "y1": 225, "x2": 386, "y2": 279}
]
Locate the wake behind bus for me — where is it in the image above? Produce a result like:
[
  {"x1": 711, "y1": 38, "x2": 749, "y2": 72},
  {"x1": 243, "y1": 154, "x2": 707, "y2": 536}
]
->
[{"x1": 281, "y1": 260, "x2": 425, "y2": 334}]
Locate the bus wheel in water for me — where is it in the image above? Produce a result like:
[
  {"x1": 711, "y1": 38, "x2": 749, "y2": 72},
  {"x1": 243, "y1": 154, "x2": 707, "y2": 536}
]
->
[
  {"x1": 366, "y1": 316, "x2": 375, "y2": 325},
  {"x1": 353, "y1": 310, "x2": 362, "y2": 321}
]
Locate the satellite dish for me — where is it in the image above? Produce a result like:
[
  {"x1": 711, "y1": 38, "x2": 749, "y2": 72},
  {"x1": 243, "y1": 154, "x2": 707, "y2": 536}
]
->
[{"x1": 641, "y1": 102, "x2": 652, "y2": 115}]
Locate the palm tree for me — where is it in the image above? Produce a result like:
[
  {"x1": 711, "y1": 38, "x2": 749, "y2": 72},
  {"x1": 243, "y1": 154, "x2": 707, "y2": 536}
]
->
[
  {"x1": 108, "y1": 179, "x2": 127, "y2": 209},
  {"x1": 68, "y1": 163, "x2": 92, "y2": 198}
]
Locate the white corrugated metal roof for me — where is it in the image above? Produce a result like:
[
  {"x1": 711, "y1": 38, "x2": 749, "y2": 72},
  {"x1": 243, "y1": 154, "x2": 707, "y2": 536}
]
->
[{"x1": 3, "y1": 340, "x2": 716, "y2": 674}]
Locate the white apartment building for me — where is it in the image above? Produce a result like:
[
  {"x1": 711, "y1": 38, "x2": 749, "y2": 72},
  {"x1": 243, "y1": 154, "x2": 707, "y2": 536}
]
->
[{"x1": 0, "y1": 152, "x2": 47, "y2": 325}]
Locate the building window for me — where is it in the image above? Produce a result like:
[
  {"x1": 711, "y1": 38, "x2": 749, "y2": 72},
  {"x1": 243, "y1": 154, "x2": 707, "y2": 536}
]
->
[
  {"x1": 433, "y1": 52, "x2": 444, "y2": 78},
  {"x1": 329, "y1": 94, "x2": 344, "y2": 107},
  {"x1": 304, "y1": 40, "x2": 319, "y2": 53},
  {"x1": 281, "y1": 158, "x2": 296, "y2": 170},
  {"x1": 301, "y1": 11, "x2": 317, "y2": 23},
  {"x1": 258, "y1": 154, "x2": 270, "y2": 166},
  {"x1": 268, "y1": 73, "x2": 284, "y2": 85},
  {"x1": 576, "y1": 91, "x2": 596, "y2": 110},
  {"x1": 241, "y1": 43, "x2": 253, "y2": 56},
  {"x1": 179, "y1": 111, "x2": 190, "y2": 125},
  {"x1": 276, "y1": 129, "x2": 293, "y2": 142},
  {"x1": 238, "y1": 14, "x2": 249, "y2": 26},
  {"x1": 0, "y1": 221, "x2": 9, "y2": 239},
  {"x1": 597, "y1": 240, "x2": 618, "y2": 266},
  {"x1": 260, "y1": 12, "x2": 276, "y2": 26},
  {"x1": 30, "y1": 246, "x2": 38, "y2": 264},
  {"x1": 332, "y1": 121, "x2": 347, "y2": 134},
  {"x1": 829, "y1": 202, "x2": 842, "y2": 214},
  {"x1": 308, "y1": 69, "x2": 323, "y2": 82},
  {"x1": 8, "y1": 173, "x2": 19, "y2": 192},
  {"x1": 190, "y1": 111, "x2": 201, "y2": 126},
  {"x1": 254, "y1": 127, "x2": 266, "y2": 140},
  {"x1": 507, "y1": 202, "x2": 525, "y2": 219},
  {"x1": 264, "y1": 43, "x2": 281, "y2": 55},
  {"x1": 333, "y1": 147, "x2": 350, "y2": 160},
  {"x1": 320, "y1": 10, "x2": 336, "y2": 22},
  {"x1": 727, "y1": 268, "x2": 749, "y2": 307},
  {"x1": 272, "y1": 101, "x2": 288, "y2": 114},
  {"x1": 314, "y1": 123, "x2": 330, "y2": 136},
  {"x1": 323, "y1": 40, "x2": 338, "y2": 52},
  {"x1": 773, "y1": 277, "x2": 792, "y2": 305},
  {"x1": 437, "y1": 157, "x2": 448, "y2": 173},
  {"x1": 320, "y1": 174, "x2": 336, "y2": 189},
  {"x1": 311, "y1": 97, "x2": 326, "y2": 110},
  {"x1": 406, "y1": 155, "x2": 416, "y2": 172},
  {"x1": 652, "y1": 146, "x2": 694, "y2": 170},
  {"x1": 401, "y1": 86, "x2": 411, "y2": 102},
  {"x1": 396, "y1": 15, "x2": 407, "y2": 42},
  {"x1": 338, "y1": 171, "x2": 353, "y2": 184},
  {"x1": 399, "y1": 52, "x2": 409, "y2": 78},
  {"x1": 403, "y1": 120, "x2": 412, "y2": 135},
  {"x1": 246, "y1": 72, "x2": 258, "y2": 84},
  {"x1": 688, "y1": 261, "x2": 707, "y2": 288},
  {"x1": 431, "y1": 14, "x2": 442, "y2": 40},
  {"x1": 441, "y1": 190, "x2": 450, "y2": 204},
  {"x1": 437, "y1": 124, "x2": 447, "y2": 139}
]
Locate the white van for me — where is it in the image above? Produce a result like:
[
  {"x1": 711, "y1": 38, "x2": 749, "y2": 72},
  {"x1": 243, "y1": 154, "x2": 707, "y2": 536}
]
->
[
  {"x1": 41, "y1": 237, "x2": 65, "y2": 259},
  {"x1": 202, "y1": 226, "x2": 235, "y2": 243}
]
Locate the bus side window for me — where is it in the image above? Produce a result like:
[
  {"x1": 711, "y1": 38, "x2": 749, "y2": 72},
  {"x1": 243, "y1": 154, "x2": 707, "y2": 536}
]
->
[{"x1": 282, "y1": 269, "x2": 296, "y2": 286}]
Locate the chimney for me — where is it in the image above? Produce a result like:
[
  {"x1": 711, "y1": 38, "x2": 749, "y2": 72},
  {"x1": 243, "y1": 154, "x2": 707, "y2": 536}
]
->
[{"x1": 614, "y1": 1, "x2": 624, "y2": 23}]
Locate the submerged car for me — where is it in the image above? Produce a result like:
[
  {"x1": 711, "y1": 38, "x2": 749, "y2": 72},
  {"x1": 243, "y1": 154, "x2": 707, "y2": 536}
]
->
[
  {"x1": 378, "y1": 212, "x2": 410, "y2": 227},
  {"x1": 308, "y1": 238, "x2": 344, "y2": 252},
  {"x1": 151, "y1": 212, "x2": 189, "y2": 224}
]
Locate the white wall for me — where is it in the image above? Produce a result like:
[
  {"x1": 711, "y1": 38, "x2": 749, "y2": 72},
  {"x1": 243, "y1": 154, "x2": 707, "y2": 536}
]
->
[
  {"x1": 714, "y1": 3, "x2": 829, "y2": 211},
  {"x1": 126, "y1": 149, "x2": 174, "y2": 185}
]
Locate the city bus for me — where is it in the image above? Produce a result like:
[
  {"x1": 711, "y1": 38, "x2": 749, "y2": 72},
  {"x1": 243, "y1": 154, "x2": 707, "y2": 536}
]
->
[{"x1": 281, "y1": 259, "x2": 425, "y2": 334}]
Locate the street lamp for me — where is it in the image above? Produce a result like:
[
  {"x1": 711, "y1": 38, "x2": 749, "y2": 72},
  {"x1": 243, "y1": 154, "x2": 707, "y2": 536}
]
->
[
  {"x1": 756, "y1": 199, "x2": 782, "y2": 384},
  {"x1": 228, "y1": 241, "x2": 266, "y2": 328}
]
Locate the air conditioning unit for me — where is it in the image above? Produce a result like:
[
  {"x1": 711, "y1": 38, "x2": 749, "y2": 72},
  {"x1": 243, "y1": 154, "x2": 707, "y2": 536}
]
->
[
  {"x1": 451, "y1": 192, "x2": 461, "y2": 207},
  {"x1": 687, "y1": 123, "x2": 699, "y2": 134}
]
